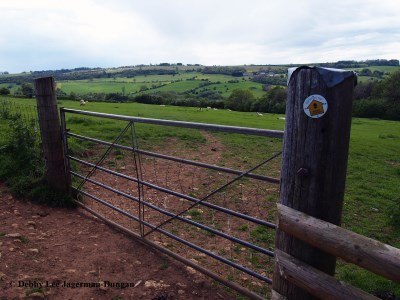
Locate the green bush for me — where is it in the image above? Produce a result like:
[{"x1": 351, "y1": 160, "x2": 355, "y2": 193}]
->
[
  {"x1": 352, "y1": 99, "x2": 387, "y2": 119},
  {"x1": 352, "y1": 99, "x2": 400, "y2": 120},
  {"x1": 0, "y1": 114, "x2": 75, "y2": 207},
  {"x1": 225, "y1": 89, "x2": 254, "y2": 111}
]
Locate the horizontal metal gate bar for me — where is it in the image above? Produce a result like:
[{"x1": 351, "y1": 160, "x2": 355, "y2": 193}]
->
[
  {"x1": 76, "y1": 202, "x2": 265, "y2": 300},
  {"x1": 68, "y1": 132, "x2": 280, "y2": 184},
  {"x1": 61, "y1": 108, "x2": 284, "y2": 138},
  {"x1": 71, "y1": 170, "x2": 275, "y2": 257},
  {"x1": 73, "y1": 187, "x2": 273, "y2": 284},
  {"x1": 69, "y1": 155, "x2": 277, "y2": 229},
  {"x1": 62, "y1": 108, "x2": 281, "y2": 298}
]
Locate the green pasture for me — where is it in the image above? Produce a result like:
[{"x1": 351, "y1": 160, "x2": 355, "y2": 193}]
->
[
  {"x1": 55, "y1": 72, "x2": 267, "y2": 98},
  {"x1": 1, "y1": 96, "x2": 399, "y2": 295},
  {"x1": 0, "y1": 83, "x2": 18, "y2": 93},
  {"x1": 356, "y1": 76, "x2": 379, "y2": 83},
  {"x1": 346, "y1": 65, "x2": 400, "y2": 74},
  {"x1": 57, "y1": 80, "x2": 141, "y2": 95},
  {"x1": 141, "y1": 80, "x2": 202, "y2": 94}
]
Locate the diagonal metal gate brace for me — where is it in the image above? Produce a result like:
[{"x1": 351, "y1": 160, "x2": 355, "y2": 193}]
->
[
  {"x1": 75, "y1": 121, "x2": 133, "y2": 195},
  {"x1": 143, "y1": 150, "x2": 282, "y2": 238}
]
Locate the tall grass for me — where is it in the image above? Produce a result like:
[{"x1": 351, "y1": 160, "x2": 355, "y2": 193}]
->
[{"x1": 0, "y1": 100, "x2": 74, "y2": 207}]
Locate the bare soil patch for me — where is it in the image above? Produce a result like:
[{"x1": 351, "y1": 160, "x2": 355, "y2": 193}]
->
[{"x1": 0, "y1": 182, "x2": 233, "y2": 300}]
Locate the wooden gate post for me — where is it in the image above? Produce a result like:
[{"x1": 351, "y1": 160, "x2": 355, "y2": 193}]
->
[
  {"x1": 272, "y1": 67, "x2": 356, "y2": 299},
  {"x1": 34, "y1": 77, "x2": 70, "y2": 193}
]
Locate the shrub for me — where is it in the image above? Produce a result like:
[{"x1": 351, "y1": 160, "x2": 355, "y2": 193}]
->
[
  {"x1": 352, "y1": 99, "x2": 387, "y2": 119},
  {"x1": 0, "y1": 87, "x2": 10, "y2": 95},
  {"x1": 225, "y1": 89, "x2": 254, "y2": 111},
  {"x1": 0, "y1": 114, "x2": 75, "y2": 207}
]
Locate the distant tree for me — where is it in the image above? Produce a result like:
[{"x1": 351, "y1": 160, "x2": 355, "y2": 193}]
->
[
  {"x1": 139, "y1": 85, "x2": 148, "y2": 92},
  {"x1": 381, "y1": 70, "x2": 400, "y2": 103},
  {"x1": 353, "y1": 82, "x2": 374, "y2": 100},
  {"x1": 231, "y1": 70, "x2": 244, "y2": 77},
  {"x1": 372, "y1": 70, "x2": 384, "y2": 78},
  {"x1": 21, "y1": 83, "x2": 34, "y2": 98},
  {"x1": 225, "y1": 89, "x2": 254, "y2": 111},
  {"x1": 252, "y1": 86, "x2": 287, "y2": 113},
  {"x1": 359, "y1": 68, "x2": 372, "y2": 76},
  {"x1": 0, "y1": 87, "x2": 10, "y2": 95},
  {"x1": 69, "y1": 92, "x2": 77, "y2": 100},
  {"x1": 56, "y1": 88, "x2": 67, "y2": 98}
]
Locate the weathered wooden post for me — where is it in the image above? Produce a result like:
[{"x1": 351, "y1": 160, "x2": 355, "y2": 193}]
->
[
  {"x1": 35, "y1": 77, "x2": 70, "y2": 192},
  {"x1": 272, "y1": 67, "x2": 357, "y2": 299}
]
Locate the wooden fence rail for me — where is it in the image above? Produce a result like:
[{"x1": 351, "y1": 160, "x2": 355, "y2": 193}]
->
[
  {"x1": 277, "y1": 204, "x2": 400, "y2": 283},
  {"x1": 274, "y1": 250, "x2": 379, "y2": 300},
  {"x1": 273, "y1": 203, "x2": 400, "y2": 299}
]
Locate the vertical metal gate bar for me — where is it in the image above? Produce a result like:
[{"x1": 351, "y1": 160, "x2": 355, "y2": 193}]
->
[
  {"x1": 130, "y1": 122, "x2": 145, "y2": 237},
  {"x1": 60, "y1": 109, "x2": 72, "y2": 191}
]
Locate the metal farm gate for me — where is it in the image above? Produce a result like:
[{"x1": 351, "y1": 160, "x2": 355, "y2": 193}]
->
[{"x1": 60, "y1": 107, "x2": 284, "y2": 299}]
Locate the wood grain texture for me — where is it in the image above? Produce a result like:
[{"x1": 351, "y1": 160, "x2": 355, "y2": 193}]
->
[
  {"x1": 274, "y1": 250, "x2": 379, "y2": 300},
  {"x1": 35, "y1": 77, "x2": 70, "y2": 192},
  {"x1": 277, "y1": 203, "x2": 400, "y2": 283},
  {"x1": 272, "y1": 68, "x2": 356, "y2": 299}
]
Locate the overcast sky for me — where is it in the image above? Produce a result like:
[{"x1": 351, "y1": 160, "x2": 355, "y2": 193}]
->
[{"x1": 0, "y1": 0, "x2": 399, "y2": 73}]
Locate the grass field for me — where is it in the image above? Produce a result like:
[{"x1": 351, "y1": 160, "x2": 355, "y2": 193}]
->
[
  {"x1": 1, "y1": 96, "x2": 399, "y2": 296},
  {"x1": 345, "y1": 65, "x2": 400, "y2": 74},
  {"x1": 0, "y1": 83, "x2": 18, "y2": 93},
  {"x1": 344, "y1": 65, "x2": 400, "y2": 83},
  {"x1": 55, "y1": 72, "x2": 268, "y2": 98}
]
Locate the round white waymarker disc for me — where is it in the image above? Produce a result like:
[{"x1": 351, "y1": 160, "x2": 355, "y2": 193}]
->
[{"x1": 303, "y1": 94, "x2": 328, "y2": 118}]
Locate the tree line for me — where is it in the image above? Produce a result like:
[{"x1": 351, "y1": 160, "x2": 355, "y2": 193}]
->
[
  {"x1": 1, "y1": 70, "x2": 399, "y2": 121},
  {"x1": 316, "y1": 59, "x2": 399, "y2": 69},
  {"x1": 352, "y1": 70, "x2": 400, "y2": 120}
]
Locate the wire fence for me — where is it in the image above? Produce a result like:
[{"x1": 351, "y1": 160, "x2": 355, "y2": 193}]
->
[{"x1": 0, "y1": 98, "x2": 40, "y2": 146}]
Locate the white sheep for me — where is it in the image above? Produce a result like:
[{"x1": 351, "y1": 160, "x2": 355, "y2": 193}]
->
[
  {"x1": 80, "y1": 100, "x2": 87, "y2": 106},
  {"x1": 206, "y1": 106, "x2": 212, "y2": 109},
  {"x1": 257, "y1": 112, "x2": 263, "y2": 116}
]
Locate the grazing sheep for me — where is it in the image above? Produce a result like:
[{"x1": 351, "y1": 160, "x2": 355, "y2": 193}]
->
[
  {"x1": 80, "y1": 100, "x2": 86, "y2": 106},
  {"x1": 160, "y1": 104, "x2": 166, "y2": 107},
  {"x1": 206, "y1": 106, "x2": 212, "y2": 109},
  {"x1": 257, "y1": 112, "x2": 263, "y2": 116},
  {"x1": 213, "y1": 108, "x2": 218, "y2": 110}
]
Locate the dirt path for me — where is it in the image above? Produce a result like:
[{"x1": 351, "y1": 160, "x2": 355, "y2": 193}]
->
[{"x1": 0, "y1": 183, "x2": 233, "y2": 300}]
